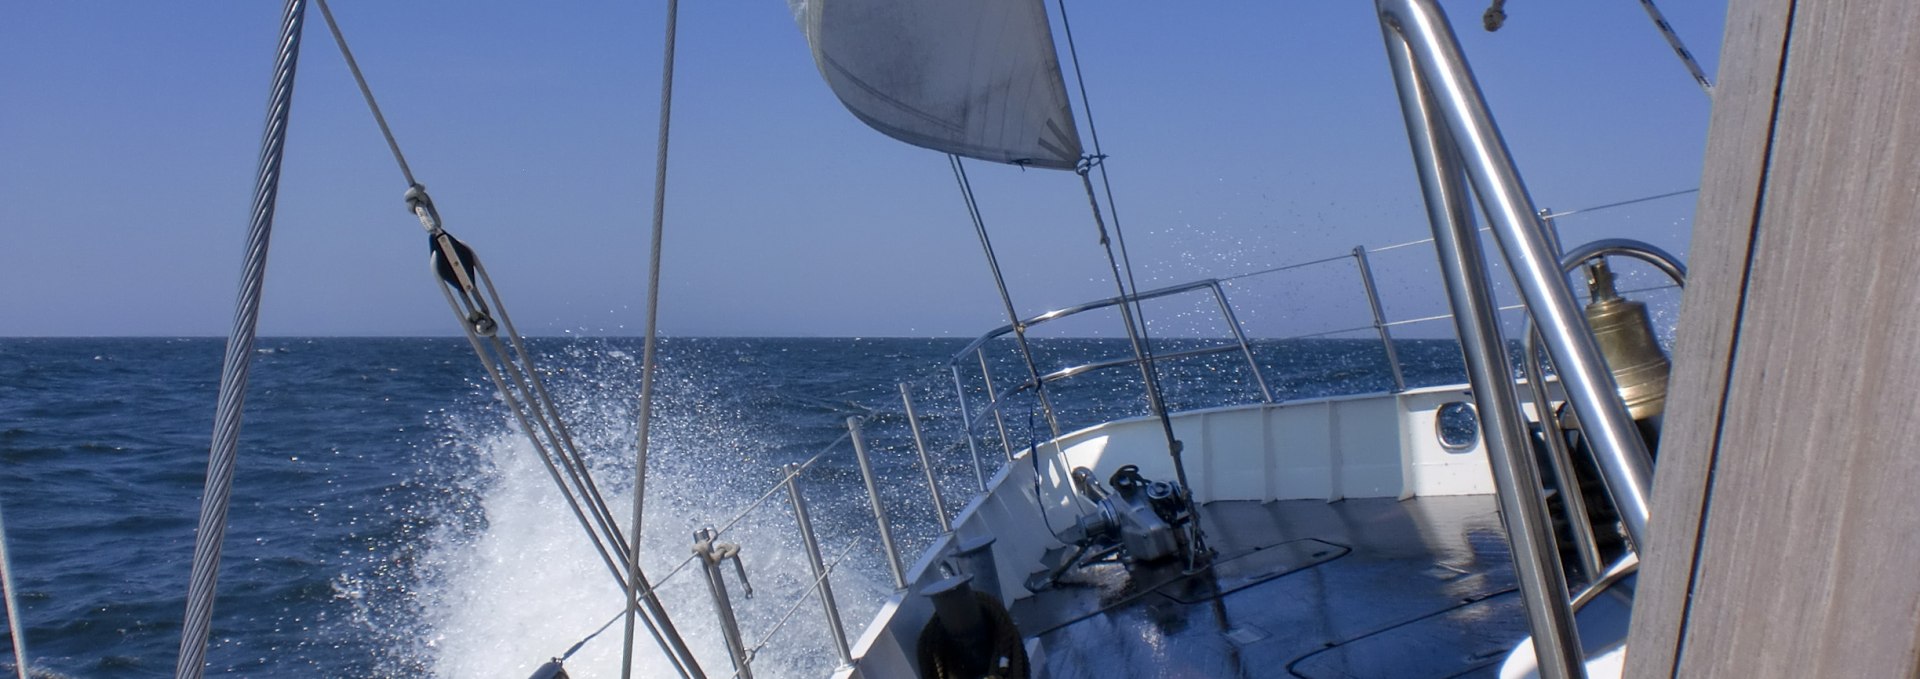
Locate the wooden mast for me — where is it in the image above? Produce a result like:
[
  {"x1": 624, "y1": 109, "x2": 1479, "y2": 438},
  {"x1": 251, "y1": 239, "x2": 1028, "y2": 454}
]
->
[{"x1": 1627, "y1": 0, "x2": 1920, "y2": 676}]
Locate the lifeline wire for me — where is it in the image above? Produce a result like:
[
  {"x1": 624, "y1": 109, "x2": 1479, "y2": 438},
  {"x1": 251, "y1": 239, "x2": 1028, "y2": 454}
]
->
[
  {"x1": 1361, "y1": 188, "x2": 1697, "y2": 256},
  {"x1": 624, "y1": 0, "x2": 681, "y2": 673},
  {"x1": 176, "y1": 3, "x2": 305, "y2": 678}
]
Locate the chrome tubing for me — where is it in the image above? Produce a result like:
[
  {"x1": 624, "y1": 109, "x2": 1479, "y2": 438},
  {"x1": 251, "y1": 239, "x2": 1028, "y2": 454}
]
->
[
  {"x1": 846, "y1": 418, "x2": 907, "y2": 589},
  {"x1": 1037, "y1": 344, "x2": 1250, "y2": 385},
  {"x1": 1379, "y1": 2, "x2": 1584, "y2": 676},
  {"x1": 1378, "y1": 0, "x2": 1653, "y2": 551},
  {"x1": 899, "y1": 383, "x2": 952, "y2": 532},
  {"x1": 783, "y1": 464, "x2": 851, "y2": 665},
  {"x1": 949, "y1": 279, "x2": 1221, "y2": 360},
  {"x1": 976, "y1": 349, "x2": 1016, "y2": 459},
  {"x1": 1352, "y1": 246, "x2": 1408, "y2": 392},
  {"x1": 951, "y1": 277, "x2": 1273, "y2": 431},
  {"x1": 949, "y1": 366, "x2": 990, "y2": 492},
  {"x1": 1210, "y1": 282, "x2": 1275, "y2": 402},
  {"x1": 1559, "y1": 239, "x2": 1689, "y2": 283},
  {"x1": 692, "y1": 528, "x2": 753, "y2": 679}
]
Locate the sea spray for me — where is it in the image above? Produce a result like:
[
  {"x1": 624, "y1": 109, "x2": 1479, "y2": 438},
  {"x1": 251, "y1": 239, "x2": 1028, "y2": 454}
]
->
[{"x1": 408, "y1": 339, "x2": 901, "y2": 678}]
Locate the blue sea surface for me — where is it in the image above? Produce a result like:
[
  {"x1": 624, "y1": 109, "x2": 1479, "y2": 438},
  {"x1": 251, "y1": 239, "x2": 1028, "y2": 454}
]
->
[{"x1": 0, "y1": 336, "x2": 1466, "y2": 677}]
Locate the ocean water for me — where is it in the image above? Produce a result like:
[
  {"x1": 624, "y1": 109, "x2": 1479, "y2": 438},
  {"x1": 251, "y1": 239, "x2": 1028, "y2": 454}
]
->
[{"x1": 0, "y1": 336, "x2": 1468, "y2": 678}]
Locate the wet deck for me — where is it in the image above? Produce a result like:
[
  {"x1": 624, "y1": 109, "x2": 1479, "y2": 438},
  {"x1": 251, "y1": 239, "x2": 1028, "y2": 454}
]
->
[{"x1": 1013, "y1": 495, "x2": 1527, "y2": 678}]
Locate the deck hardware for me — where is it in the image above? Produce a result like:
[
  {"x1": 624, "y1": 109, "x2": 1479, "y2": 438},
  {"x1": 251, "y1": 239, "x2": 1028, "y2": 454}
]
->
[{"x1": 693, "y1": 527, "x2": 754, "y2": 679}]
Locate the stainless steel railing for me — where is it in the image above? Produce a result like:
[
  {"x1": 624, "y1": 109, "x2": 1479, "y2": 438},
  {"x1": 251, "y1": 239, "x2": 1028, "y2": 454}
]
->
[
  {"x1": 1376, "y1": 0, "x2": 1673, "y2": 676},
  {"x1": 947, "y1": 269, "x2": 1410, "y2": 460}
]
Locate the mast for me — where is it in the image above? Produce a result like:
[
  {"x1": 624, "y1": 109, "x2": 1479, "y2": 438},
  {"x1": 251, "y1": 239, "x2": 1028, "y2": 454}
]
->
[{"x1": 1626, "y1": 0, "x2": 1920, "y2": 674}]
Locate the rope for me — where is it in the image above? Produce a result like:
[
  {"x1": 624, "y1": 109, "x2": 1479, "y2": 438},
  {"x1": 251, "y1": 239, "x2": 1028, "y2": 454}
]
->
[
  {"x1": 623, "y1": 0, "x2": 681, "y2": 673},
  {"x1": 1634, "y1": 0, "x2": 1713, "y2": 94},
  {"x1": 0, "y1": 500, "x2": 29, "y2": 679},
  {"x1": 176, "y1": 3, "x2": 306, "y2": 678},
  {"x1": 312, "y1": 0, "x2": 415, "y2": 186}
]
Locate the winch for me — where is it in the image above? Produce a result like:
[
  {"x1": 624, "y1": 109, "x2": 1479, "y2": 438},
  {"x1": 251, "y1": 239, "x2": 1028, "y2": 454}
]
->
[
  {"x1": 1069, "y1": 465, "x2": 1191, "y2": 564},
  {"x1": 1027, "y1": 465, "x2": 1198, "y2": 591}
]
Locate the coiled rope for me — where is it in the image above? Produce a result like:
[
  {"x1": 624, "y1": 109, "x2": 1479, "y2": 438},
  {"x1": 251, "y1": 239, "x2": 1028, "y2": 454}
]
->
[{"x1": 175, "y1": 3, "x2": 306, "y2": 678}]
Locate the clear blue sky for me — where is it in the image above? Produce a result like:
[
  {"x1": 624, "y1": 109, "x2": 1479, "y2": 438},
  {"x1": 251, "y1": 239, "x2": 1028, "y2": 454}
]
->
[{"x1": 0, "y1": 1, "x2": 1722, "y2": 337}]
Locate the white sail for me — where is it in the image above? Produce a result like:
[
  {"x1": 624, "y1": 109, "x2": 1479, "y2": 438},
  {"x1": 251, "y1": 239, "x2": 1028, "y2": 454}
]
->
[{"x1": 789, "y1": 0, "x2": 1085, "y2": 170}]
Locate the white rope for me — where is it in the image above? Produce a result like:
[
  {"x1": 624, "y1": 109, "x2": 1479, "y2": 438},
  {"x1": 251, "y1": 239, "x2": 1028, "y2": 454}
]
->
[
  {"x1": 624, "y1": 0, "x2": 682, "y2": 676},
  {"x1": 176, "y1": 3, "x2": 306, "y2": 678}
]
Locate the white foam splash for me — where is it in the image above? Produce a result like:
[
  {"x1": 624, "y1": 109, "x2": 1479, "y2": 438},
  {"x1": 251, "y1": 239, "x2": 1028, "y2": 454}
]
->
[{"x1": 389, "y1": 341, "x2": 901, "y2": 679}]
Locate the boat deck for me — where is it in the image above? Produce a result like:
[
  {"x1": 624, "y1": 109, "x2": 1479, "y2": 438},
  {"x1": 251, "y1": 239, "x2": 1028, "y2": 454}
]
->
[{"x1": 1013, "y1": 495, "x2": 1526, "y2": 678}]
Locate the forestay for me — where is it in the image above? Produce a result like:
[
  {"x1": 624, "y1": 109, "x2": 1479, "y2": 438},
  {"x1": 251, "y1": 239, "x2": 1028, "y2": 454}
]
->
[{"x1": 789, "y1": 0, "x2": 1084, "y2": 169}]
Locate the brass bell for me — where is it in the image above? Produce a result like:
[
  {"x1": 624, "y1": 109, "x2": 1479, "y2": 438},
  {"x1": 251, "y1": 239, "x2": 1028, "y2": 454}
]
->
[{"x1": 1581, "y1": 259, "x2": 1671, "y2": 421}]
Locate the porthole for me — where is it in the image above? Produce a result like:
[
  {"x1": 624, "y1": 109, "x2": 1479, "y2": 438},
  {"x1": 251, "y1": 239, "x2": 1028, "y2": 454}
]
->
[{"x1": 1435, "y1": 401, "x2": 1479, "y2": 451}]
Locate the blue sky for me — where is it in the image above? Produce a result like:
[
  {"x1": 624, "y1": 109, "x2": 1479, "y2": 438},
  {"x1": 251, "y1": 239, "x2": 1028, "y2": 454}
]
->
[{"x1": 0, "y1": 1, "x2": 1722, "y2": 337}]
